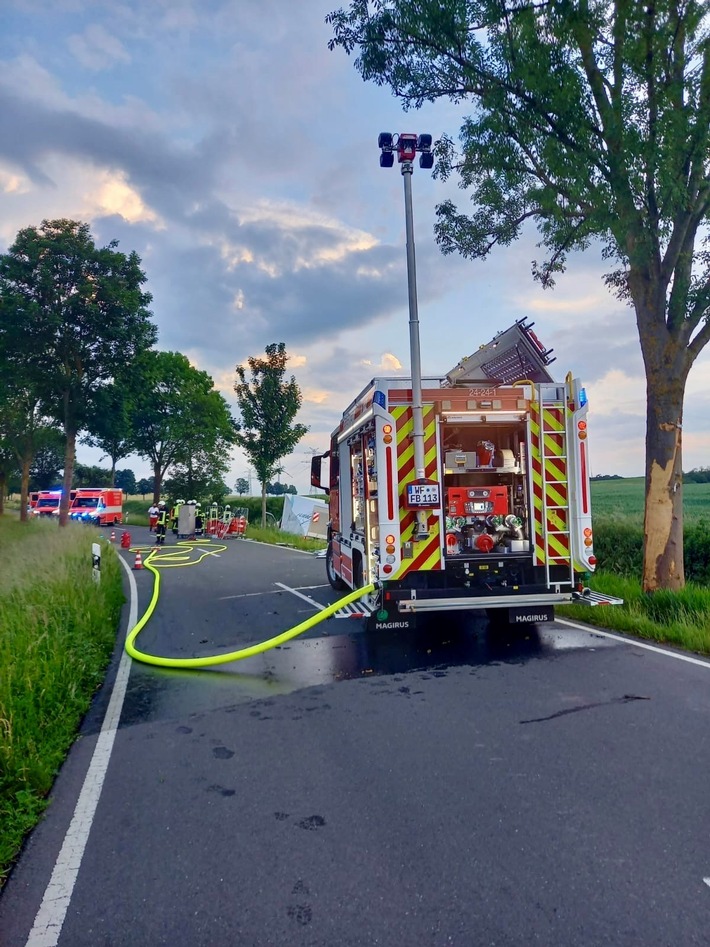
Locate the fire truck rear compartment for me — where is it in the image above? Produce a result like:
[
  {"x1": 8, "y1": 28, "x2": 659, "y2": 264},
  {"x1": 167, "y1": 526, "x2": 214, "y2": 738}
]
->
[{"x1": 440, "y1": 418, "x2": 530, "y2": 560}]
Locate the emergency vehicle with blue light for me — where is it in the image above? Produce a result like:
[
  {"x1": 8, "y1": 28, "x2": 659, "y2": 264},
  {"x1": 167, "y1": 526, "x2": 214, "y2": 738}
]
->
[
  {"x1": 31, "y1": 489, "x2": 77, "y2": 517},
  {"x1": 69, "y1": 488, "x2": 123, "y2": 525}
]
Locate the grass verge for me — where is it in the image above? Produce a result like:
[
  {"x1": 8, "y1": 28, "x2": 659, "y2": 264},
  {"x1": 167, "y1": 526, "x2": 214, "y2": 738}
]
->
[
  {"x1": 0, "y1": 517, "x2": 124, "y2": 886},
  {"x1": 240, "y1": 523, "x2": 326, "y2": 553},
  {"x1": 558, "y1": 571, "x2": 710, "y2": 655}
]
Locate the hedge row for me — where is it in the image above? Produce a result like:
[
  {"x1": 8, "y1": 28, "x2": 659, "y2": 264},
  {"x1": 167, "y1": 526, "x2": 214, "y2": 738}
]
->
[{"x1": 593, "y1": 515, "x2": 710, "y2": 583}]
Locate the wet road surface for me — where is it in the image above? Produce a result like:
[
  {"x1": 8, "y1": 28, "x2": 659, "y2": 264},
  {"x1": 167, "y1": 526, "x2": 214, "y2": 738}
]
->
[{"x1": 2, "y1": 529, "x2": 710, "y2": 946}]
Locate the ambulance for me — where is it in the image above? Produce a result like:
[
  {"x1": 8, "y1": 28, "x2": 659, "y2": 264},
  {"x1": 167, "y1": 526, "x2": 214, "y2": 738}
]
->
[
  {"x1": 31, "y1": 490, "x2": 76, "y2": 517},
  {"x1": 69, "y1": 488, "x2": 124, "y2": 526},
  {"x1": 311, "y1": 320, "x2": 622, "y2": 630}
]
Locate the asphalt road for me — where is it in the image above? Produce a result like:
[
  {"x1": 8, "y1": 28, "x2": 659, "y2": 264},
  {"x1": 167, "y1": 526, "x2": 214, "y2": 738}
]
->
[{"x1": 2, "y1": 527, "x2": 710, "y2": 946}]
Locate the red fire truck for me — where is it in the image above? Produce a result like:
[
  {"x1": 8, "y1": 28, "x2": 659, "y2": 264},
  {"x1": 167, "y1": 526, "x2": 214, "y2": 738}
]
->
[{"x1": 311, "y1": 320, "x2": 621, "y2": 630}]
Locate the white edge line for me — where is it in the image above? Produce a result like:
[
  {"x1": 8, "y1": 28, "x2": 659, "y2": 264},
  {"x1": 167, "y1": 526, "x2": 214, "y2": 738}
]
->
[
  {"x1": 556, "y1": 617, "x2": 710, "y2": 670},
  {"x1": 26, "y1": 555, "x2": 137, "y2": 947},
  {"x1": 703, "y1": 877, "x2": 710, "y2": 888},
  {"x1": 275, "y1": 581, "x2": 327, "y2": 611}
]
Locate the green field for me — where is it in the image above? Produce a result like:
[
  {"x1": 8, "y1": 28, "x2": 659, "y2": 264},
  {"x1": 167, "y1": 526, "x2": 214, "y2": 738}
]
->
[{"x1": 591, "y1": 477, "x2": 710, "y2": 519}]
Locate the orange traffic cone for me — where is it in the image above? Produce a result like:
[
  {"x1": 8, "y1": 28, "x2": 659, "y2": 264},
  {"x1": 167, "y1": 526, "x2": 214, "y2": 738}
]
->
[
  {"x1": 110, "y1": 529, "x2": 116, "y2": 542},
  {"x1": 133, "y1": 550, "x2": 143, "y2": 570}
]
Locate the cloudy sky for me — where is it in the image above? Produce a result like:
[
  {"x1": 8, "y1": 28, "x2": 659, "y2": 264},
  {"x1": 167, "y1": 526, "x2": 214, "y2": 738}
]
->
[{"x1": 2, "y1": 0, "x2": 709, "y2": 493}]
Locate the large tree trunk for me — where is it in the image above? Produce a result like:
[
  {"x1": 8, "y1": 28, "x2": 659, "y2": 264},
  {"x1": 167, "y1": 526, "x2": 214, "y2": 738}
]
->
[
  {"x1": 60, "y1": 427, "x2": 77, "y2": 527},
  {"x1": 633, "y1": 275, "x2": 692, "y2": 592},
  {"x1": 19, "y1": 456, "x2": 31, "y2": 522},
  {"x1": 643, "y1": 372, "x2": 686, "y2": 591},
  {"x1": 261, "y1": 481, "x2": 267, "y2": 528},
  {"x1": 153, "y1": 464, "x2": 162, "y2": 505}
]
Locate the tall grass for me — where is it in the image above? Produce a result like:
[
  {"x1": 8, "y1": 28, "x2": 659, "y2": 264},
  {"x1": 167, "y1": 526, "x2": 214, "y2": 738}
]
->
[
  {"x1": 0, "y1": 517, "x2": 124, "y2": 883},
  {"x1": 558, "y1": 571, "x2": 710, "y2": 655}
]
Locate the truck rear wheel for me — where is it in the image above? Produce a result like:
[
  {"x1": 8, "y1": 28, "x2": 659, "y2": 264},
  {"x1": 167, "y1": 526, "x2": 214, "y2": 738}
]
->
[
  {"x1": 326, "y1": 543, "x2": 346, "y2": 591},
  {"x1": 352, "y1": 554, "x2": 363, "y2": 590}
]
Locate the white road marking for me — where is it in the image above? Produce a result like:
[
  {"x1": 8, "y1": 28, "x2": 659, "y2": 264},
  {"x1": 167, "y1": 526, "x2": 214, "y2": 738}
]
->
[
  {"x1": 275, "y1": 581, "x2": 326, "y2": 611},
  {"x1": 703, "y1": 877, "x2": 710, "y2": 889},
  {"x1": 25, "y1": 556, "x2": 138, "y2": 947},
  {"x1": 556, "y1": 618, "x2": 710, "y2": 670},
  {"x1": 218, "y1": 584, "x2": 329, "y2": 602}
]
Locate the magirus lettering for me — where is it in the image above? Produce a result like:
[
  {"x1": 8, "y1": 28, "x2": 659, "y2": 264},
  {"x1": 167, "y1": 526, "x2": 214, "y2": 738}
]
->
[
  {"x1": 375, "y1": 621, "x2": 410, "y2": 629},
  {"x1": 513, "y1": 613, "x2": 549, "y2": 623}
]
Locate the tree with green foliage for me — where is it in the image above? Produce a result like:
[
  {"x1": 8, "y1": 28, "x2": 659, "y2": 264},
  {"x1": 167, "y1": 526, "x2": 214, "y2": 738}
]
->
[
  {"x1": 29, "y1": 428, "x2": 65, "y2": 491},
  {"x1": 164, "y1": 447, "x2": 231, "y2": 506},
  {"x1": 267, "y1": 481, "x2": 298, "y2": 496},
  {"x1": 0, "y1": 385, "x2": 38, "y2": 520},
  {"x1": 0, "y1": 219, "x2": 157, "y2": 525},
  {"x1": 0, "y1": 340, "x2": 65, "y2": 519},
  {"x1": 115, "y1": 469, "x2": 137, "y2": 496},
  {"x1": 233, "y1": 343, "x2": 309, "y2": 527},
  {"x1": 328, "y1": 1, "x2": 710, "y2": 592},
  {"x1": 73, "y1": 463, "x2": 112, "y2": 487},
  {"x1": 81, "y1": 384, "x2": 136, "y2": 486},
  {"x1": 0, "y1": 437, "x2": 18, "y2": 516},
  {"x1": 130, "y1": 350, "x2": 237, "y2": 503},
  {"x1": 136, "y1": 477, "x2": 153, "y2": 499},
  {"x1": 234, "y1": 477, "x2": 250, "y2": 496}
]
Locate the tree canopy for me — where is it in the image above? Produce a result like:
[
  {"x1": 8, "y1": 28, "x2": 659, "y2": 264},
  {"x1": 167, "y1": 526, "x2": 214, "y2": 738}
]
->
[
  {"x1": 234, "y1": 477, "x2": 250, "y2": 496},
  {"x1": 0, "y1": 219, "x2": 157, "y2": 524},
  {"x1": 81, "y1": 383, "x2": 135, "y2": 486},
  {"x1": 328, "y1": 0, "x2": 710, "y2": 590},
  {"x1": 130, "y1": 350, "x2": 237, "y2": 503},
  {"x1": 234, "y1": 343, "x2": 309, "y2": 526}
]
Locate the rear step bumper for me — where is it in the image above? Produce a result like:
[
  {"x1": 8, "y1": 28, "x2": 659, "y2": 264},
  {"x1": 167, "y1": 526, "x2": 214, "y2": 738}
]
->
[
  {"x1": 398, "y1": 592, "x2": 572, "y2": 613},
  {"x1": 571, "y1": 589, "x2": 625, "y2": 607}
]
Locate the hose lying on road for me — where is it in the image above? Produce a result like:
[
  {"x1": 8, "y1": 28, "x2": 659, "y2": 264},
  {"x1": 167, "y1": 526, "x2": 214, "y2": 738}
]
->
[{"x1": 124, "y1": 542, "x2": 376, "y2": 669}]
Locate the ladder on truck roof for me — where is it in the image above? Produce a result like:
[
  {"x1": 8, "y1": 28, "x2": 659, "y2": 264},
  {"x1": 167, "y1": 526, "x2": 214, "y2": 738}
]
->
[
  {"x1": 529, "y1": 384, "x2": 574, "y2": 590},
  {"x1": 444, "y1": 318, "x2": 556, "y2": 386}
]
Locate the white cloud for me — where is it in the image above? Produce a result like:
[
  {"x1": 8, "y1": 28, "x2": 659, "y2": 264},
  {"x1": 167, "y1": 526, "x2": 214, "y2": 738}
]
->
[
  {"x1": 588, "y1": 369, "x2": 646, "y2": 418},
  {"x1": 0, "y1": 165, "x2": 30, "y2": 194},
  {"x1": 67, "y1": 23, "x2": 131, "y2": 71},
  {"x1": 87, "y1": 169, "x2": 162, "y2": 226}
]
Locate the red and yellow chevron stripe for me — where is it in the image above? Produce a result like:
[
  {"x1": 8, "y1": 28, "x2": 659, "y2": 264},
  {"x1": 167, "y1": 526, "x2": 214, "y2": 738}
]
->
[
  {"x1": 530, "y1": 402, "x2": 571, "y2": 566},
  {"x1": 390, "y1": 404, "x2": 441, "y2": 578}
]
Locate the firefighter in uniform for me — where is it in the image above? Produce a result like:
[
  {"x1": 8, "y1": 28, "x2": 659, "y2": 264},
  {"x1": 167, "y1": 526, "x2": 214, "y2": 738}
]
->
[
  {"x1": 155, "y1": 501, "x2": 168, "y2": 545},
  {"x1": 171, "y1": 498, "x2": 184, "y2": 535}
]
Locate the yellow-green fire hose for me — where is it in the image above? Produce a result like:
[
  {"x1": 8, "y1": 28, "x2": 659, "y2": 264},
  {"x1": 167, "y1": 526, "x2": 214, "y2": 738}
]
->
[{"x1": 124, "y1": 542, "x2": 376, "y2": 669}]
